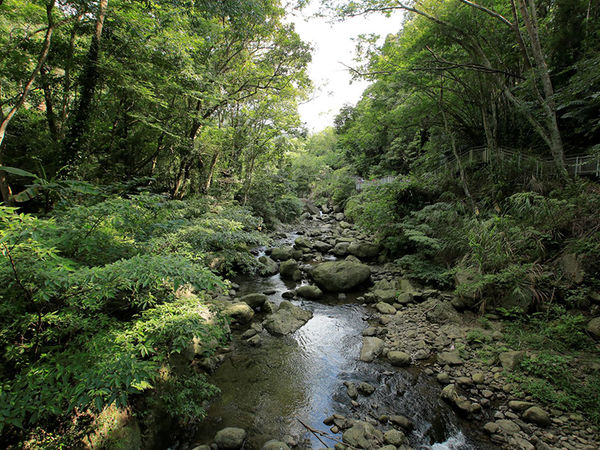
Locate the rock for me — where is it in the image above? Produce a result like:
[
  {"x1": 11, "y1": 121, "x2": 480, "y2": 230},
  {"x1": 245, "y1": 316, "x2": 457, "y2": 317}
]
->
[
  {"x1": 472, "y1": 372, "x2": 485, "y2": 384},
  {"x1": 335, "y1": 212, "x2": 345, "y2": 221},
  {"x1": 281, "y1": 291, "x2": 295, "y2": 299},
  {"x1": 303, "y1": 200, "x2": 320, "y2": 215},
  {"x1": 280, "y1": 259, "x2": 299, "y2": 279},
  {"x1": 357, "y1": 382, "x2": 375, "y2": 396},
  {"x1": 437, "y1": 372, "x2": 451, "y2": 384},
  {"x1": 508, "y1": 400, "x2": 535, "y2": 412},
  {"x1": 223, "y1": 303, "x2": 254, "y2": 324},
  {"x1": 495, "y1": 419, "x2": 520, "y2": 433},
  {"x1": 239, "y1": 293, "x2": 268, "y2": 309},
  {"x1": 454, "y1": 267, "x2": 480, "y2": 300},
  {"x1": 214, "y1": 427, "x2": 247, "y2": 449},
  {"x1": 483, "y1": 422, "x2": 499, "y2": 434},
  {"x1": 440, "y1": 384, "x2": 477, "y2": 414},
  {"x1": 346, "y1": 382, "x2": 358, "y2": 399},
  {"x1": 294, "y1": 237, "x2": 312, "y2": 249},
  {"x1": 342, "y1": 421, "x2": 380, "y2": 449},
  {"x1": 241, "y1": 329, "x2": 257, "y2": 339},
  {"x1": 258, "y1": 256, "x2": 279, "y2": 276},
  {"x1": 311, "y1": 260, "x2": 371, "y2": 292},
  {"x1": 360, "y1": 337, "x2": 385, "y2": 362},
  {"x1": 389, "y1": 415, "x2": 414, "y2": 431},
  {"x1": 191, "y1": 446, "x2": 211, "y2": 450},
  {"x1": 384, "y1": 429, "x2": 406, "y2": 446},
  {"x1": 560, "y1": 253, "x2": 585, "y2": 284},
  {"x1": 270, "y1": 246, "x2": 294, "y2": 261},
  {"x1": 523, "y1": 407, "x2": 550, "y2": 427},
  {"x1": 586, "y1": 317, "x2": 600, "y2": 339},
  {"x1": 373, "y1": 289, "x2": 397, "y2": 304},
  {"x1": 313, "y1": 240, "x2": 333, "y2": 253},
  {"x1": 261, "y1": 440, "x2": 290, "y2": 450},
  {"x1": 296, "y1": 285, "x2": 323, "y2": 299},
  {"x1": 423, "y1": 299, "x2": 461, "y2": 323},
  {"x1": 246, "y1": 334, "x2": 262, "y2": 346},
  {"x1": 263, "y1": 301, "x2": 312, "y2": 336},
  {"x1": 348, "y1": 241, "x2": 380, "y2": 259},
  {"x1": 499, "y1": 351, "x2": 525, "y2": 371},
  {"x1": 387, "y1": 351, "x2": 411, "y2": 367},
  {"x1": 375, "y1": 302, "x2": 396, "y2": 315},
  {"x1": 345, "y1": 255, "x2": 361, "y2": 264},
  {"x1": 396, "y1": 292, "x2": 413, "y2": 304},
  {"x1": 437, "y1": 351, "x2": 463, "y2": 366},
  {"x1": 332, "y1": 242, "x2": 350, "y2": 256},
  {"x1": 262, "y1": 301, "x2": 277, "y2": 314}
]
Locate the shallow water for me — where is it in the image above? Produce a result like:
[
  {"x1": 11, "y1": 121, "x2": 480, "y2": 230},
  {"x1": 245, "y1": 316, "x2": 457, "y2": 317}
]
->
[{"x1": 190, "y1": 262, "x2": 496, "y2": 449}]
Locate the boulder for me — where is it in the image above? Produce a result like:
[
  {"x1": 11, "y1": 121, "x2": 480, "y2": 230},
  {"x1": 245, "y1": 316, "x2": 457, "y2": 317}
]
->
[
  {"x1": 332, "y1": 242, "x2": 350, "y2": 256},
  {"x1": 294, "y1": 237, "x2": 312, "y2": 249},
  {"x1": 508, "y1": 400, "x2": 535, "y2": 412},
  {"x1": 261, "y1": 440, "x2": 290, "y2": 450},
  {"x1": 342, "y1": 421, "x2": 382, "y2": 449},
  {"x1": 223, "y1": 303, "x2": 254, "y2": 324},
  {"x1": 586, "y1": 317, "x2": 600, "y2": 339},
  {"x1": 522, "y1": 406, "x2": 550, "y2": 427},
  {"x1": 387, "y1": 351, "x2": 411, "y2": 367},
  {"x1": 348, "y1": 241, "x2": 380, "y2": 259},
  {"x1": 280, "y1": 259, "x2": 299, "y2": 279},
  {"x1": 360, "y1": 337, "x2": 384, "y2": 362},
  {"x1": 375, "y1": 302, "x2": 396, "y2": 315},
  {"x1": 373, "y1": 289, "x2": 397, "y2": 304},
  {"x1": 239, "y1": 293, "x2": 268, "y2": 309},
  {"x1": 258, "y1": 256, "x2": 279, "y2": 276},
  {"x1": 270, "y1": 246, "x2": 294, "y2": 261},
  {"x1": 423, "y1": 299, "x2": 461, "y2": 323},
  {"x1": 295, "y1": 285, "x2": 323, "y2": 299},
  {"x1": 311, "y1": 260, "x2": 371, "y2": 292},
  {"x1": 303, "y1": 200, "x2": 320, "y2": 215},
  {"x1": 499, "y1": 351, "x2": 525, "y2": 372},
  {"x1": 263, "y1": 301, "x2": 312, "y2": 336},
  {"x1": 357, "y1": 382, "x2": 375, "y2": 396},
  {"x1": 313, "y1": 240, "x2": 332, "y2": 253},
  {"x1": 214, "y1": 427, "x2": 247, "y2": 449},
  {"x1": 495, "y1": 419, "x2": 520, "y2": 433},
  {"x1": 335, "y1": 212, "x2": 345, "y2": 221},
  {"x1": 437, "y1": 351, "x2": 463, "y2": 366},
  {"x1": 389, "y1": 414, "x2": 414, "y2": 431},
  {"x1": 383, "y1": 429, "x2": 406, "y2": 446},
  {"x1": 440, "y1": 384, "x2": 478, "y2": 414},
  {"x1": 454, "y1": 267, "x2": 480, "y2": 299},
  {"x1": 560, "y1": 253, "x2": 585, "y2": 284}
]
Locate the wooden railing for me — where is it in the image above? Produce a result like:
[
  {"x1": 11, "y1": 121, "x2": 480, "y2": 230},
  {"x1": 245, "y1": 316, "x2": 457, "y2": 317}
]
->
[{"x1": 355, "y1": 175, "x2": 396, "y2": 191}]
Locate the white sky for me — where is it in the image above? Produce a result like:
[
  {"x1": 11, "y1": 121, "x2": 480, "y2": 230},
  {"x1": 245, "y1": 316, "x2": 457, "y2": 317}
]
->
[{"x1": 288, "y1": 2, "x2": 403, "y2": 132}]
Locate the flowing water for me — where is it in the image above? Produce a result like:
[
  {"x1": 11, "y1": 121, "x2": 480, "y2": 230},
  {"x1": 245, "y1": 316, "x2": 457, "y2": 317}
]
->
[{"x1": 189, "y1": 231, "x2": 496, "y2": 450}]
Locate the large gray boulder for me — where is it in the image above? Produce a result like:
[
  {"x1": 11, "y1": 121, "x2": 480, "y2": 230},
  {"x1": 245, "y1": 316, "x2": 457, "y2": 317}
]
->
[
  {"x1": 311, "y1": 260, "x2": 371, "y2": 292},
  {"x1": 258, "y1": 256, "x2": 279, "y2": 276},
  {"x1": 270, "y1": 246, "x2": 294, "y2": 261},
  {"x1": 295, "y1": 285, "x2": 323, "y2": 299},
  {"x1": 359, "y1": 337, "x2": 384, "y2": 362},
  {"x1": 261, "y1": 440, "x2": 290, "y2": 450},
  {"x1": 342, "y1": 421, "x2": 382, "y2": 449},
  {"x1": 586, "y1": 317, "x2": 600, "y2": 339},
  {"x1": 332, "y1": 242, "x2": 350, "y2": 256},
  {"x1": 280, "y1": 259, "x2": 299, "y2": 279},
  {"x1": 348, "y1": 241, "x2": 380, "y2": 259},
  {"x1": 239, "y1": 293, "x2": 268, "y2": 309},
  {"x1": 263, "y1": 301, "x2": 313, "y2": 336},
  {"x1": 223, "y1": 303, "x2": 254, "y2": 324},
  {"x1": 214, "y1": 427, "x2": 247, "y2": 449}
]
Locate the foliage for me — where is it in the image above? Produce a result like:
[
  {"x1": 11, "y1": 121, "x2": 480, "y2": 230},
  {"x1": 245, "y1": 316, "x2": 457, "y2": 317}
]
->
[{"x1": 0, "y1": 194, "x2": 270, "y2": 443}]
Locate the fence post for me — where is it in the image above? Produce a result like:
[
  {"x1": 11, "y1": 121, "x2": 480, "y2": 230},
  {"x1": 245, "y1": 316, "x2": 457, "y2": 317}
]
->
[{"x1": 575, "y1": 156, "x2": 580, "y2": 176}]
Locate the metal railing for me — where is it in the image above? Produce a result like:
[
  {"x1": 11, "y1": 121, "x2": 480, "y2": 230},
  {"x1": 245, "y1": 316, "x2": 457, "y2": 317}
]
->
[{"x1": 355, "y1": 147, "x2": 599, "y2": 191}]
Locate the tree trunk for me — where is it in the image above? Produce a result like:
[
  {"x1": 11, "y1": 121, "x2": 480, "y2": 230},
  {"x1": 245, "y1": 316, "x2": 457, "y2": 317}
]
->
[
  {"x1": 63, "y1": 0, "x2": 108, "y2": 161},
  {"x1": 0, "y1": 0, "x2": 56, "y2": 204},
  {"x1": 202, "y1": 150, "x2": 220, "y2": 193},
  {"x1": 40, "y1": 66, "x2": 59, "y2": 143},
  {"x1": 516, "y1": 0, "x2": 566, "y2": 176}
]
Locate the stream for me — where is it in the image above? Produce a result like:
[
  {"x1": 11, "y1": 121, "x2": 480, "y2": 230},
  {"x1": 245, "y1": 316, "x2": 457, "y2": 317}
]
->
[{"x1": 189, "y1": 226, "x2": 496, "y2": 450}]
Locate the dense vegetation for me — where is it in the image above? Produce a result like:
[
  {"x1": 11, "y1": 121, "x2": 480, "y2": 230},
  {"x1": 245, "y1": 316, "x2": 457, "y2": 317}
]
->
[{"x1": 1, "y1": 0, "x2": 600, "y2": 446}]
